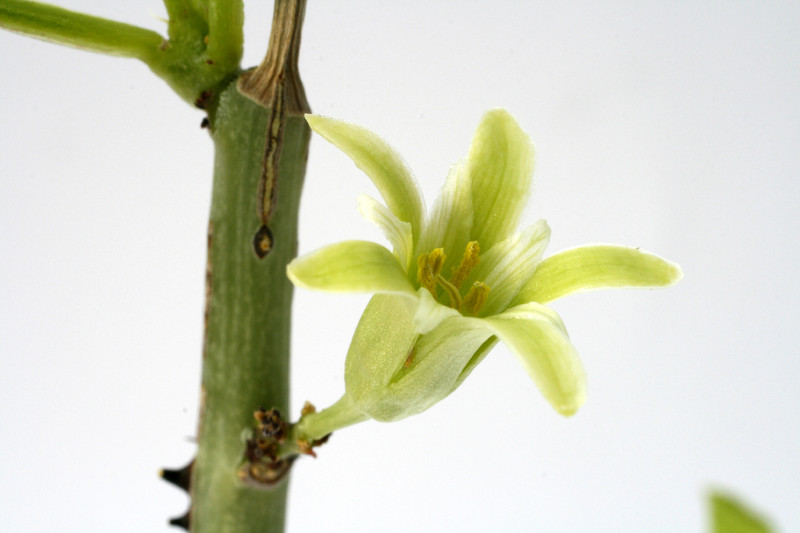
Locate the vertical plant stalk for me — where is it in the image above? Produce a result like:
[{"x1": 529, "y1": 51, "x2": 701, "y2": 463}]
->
[{"x1": 190, "y1": 1, "x2": 310, "y2": 531}]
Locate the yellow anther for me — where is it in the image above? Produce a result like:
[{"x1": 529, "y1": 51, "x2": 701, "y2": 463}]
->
[
  {"x1": 427, "y1": 248, "x2": 446, "y2": 276},
  {"x1": 463, "y1": 281, "x2": 490, "y2": 315},
  {"x1": 417, "y1": 248, "x2": 446, "y2": 296},
  {"x1": 450, "y1": 241, "x2": 481, "y2": 288},
  {"x1": 417, "y1": 254, "x2": 436, "y2": 295}
]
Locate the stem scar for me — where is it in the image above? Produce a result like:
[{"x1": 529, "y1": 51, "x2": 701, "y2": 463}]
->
[{"x1": 252, "y1": 77, "x2": 286, "y2": 259}]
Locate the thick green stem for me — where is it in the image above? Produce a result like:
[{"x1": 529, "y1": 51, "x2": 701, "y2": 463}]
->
[{"x1": 190, "y1": 81, "x2": 309, "y2": 533}]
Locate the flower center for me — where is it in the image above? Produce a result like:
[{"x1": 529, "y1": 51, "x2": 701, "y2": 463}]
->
[{"x1": 416, "y1": 241, "x2": 491, "y2": 315}]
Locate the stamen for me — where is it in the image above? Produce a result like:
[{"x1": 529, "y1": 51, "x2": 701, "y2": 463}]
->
[
  {"x1": 417, "y1": 248, "x2": 446, "y2": 297},
  {"x1": 450, "y1": 241, "x2": 481, "y2": 288},
  {"x1": 463, "y1": 281, "x2": 490, "y2": 315},
  {"x1": 417, "y1": 253, "x2": 435, "y2": 295},
  {"x1": 428, "y1": 248, "x2": 446, "y2": 276},
  {"x1": 436, "y1": 274, "x2": 463, "y2": 310}
]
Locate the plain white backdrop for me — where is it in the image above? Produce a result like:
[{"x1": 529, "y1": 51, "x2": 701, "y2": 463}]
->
[{"x1": 1, "y1": 1, "x2": 798, "y2": 532}]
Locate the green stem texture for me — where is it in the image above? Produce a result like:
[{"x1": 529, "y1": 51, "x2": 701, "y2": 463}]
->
[{"x1": 190, "y1": 78, "x2": 310, "y2": 533}]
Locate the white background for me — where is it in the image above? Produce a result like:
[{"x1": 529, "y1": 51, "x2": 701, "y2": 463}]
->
[{"x1": 1, "y1": 1, "x2": 798, "y2": 532}]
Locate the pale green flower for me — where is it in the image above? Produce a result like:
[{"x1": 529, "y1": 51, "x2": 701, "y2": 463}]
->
[{"x1": 288, "y1": 110, "x2": 681, "y2": 431}]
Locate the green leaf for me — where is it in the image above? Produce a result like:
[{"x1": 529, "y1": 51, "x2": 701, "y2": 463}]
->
[
  {"x1": 473, "y1": 302, "x2": 585, "y2": 416},
  {"x1": 287, "y1": 240, "x2": 416, "y2": 296},
  {"x1": 514, "y1": 244, "x2": 683, "y2": 305},
  {"x1": 464, "y1": 109, "x2": 535, "y2": 250},
  {"x1": 305, "y1": 114, "x2": 425, "y2": 242},
  {"x1": 710, "y1": 491, "x2": 773, "y2": 533}
]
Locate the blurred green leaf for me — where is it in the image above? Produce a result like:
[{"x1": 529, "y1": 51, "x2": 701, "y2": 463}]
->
[{"x1": 710, "y1": 491, "x2": 773, "y2": 533}]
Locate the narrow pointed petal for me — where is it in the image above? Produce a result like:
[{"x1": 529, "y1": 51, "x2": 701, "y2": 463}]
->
[
  {"x1": 471, "y1": 303, "x2": 586, "y2": 416},
  {"x1": 357, "y1": 195, "x2": 414, "y2": 273},
  {"x1": 464, "y1": 109, "x2": 535, "y2": 250},
  {"x1": 513, "y1": 245, "x2": 683, "y2": 305},
  {"x1": 416, "y1": 163, "x2": 474, "y2": 270},
  {"x1": 287, "y1": 241, "x2": 416, "y2": 296},
  {"x1": 306, "y1": 114, "x2": 424, "y2": 242},
  {"x1": 470, "y1": 220, "x2": 551, "y2": 316}
]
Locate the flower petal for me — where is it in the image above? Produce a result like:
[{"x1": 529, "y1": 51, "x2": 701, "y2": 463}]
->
[
  {"x1": 513, "y1": 245, "x2": 683, "y2": 305},
  {"x1": 380, "y1": 316, "x2": 492, "y2": 420},
  {"x1": 345, "y1": 294, "x2": 419, "y2": 391},
  {"x1": 343, "y1": 295, "x2": 491, "y2": 422},
  {"x1": 464, "y1": 109, "x2": 535, "y2": 250},
  {"x1": 357, "y1": 194, "x2": 414, "y2": 273},
  {"x1": 413, "y1": 287, "x2": 461, "y2": 334},
  {"x1": 415, "y1": 162, "x2": 474, "y2": 271},
  {"x1": 471, "y1": 303, "x2": 586, "y2": 416},
  {"x1": 287, "y1": 240, "x2": 416, "y2": 295},
  {"x1": 469, "y1": 219, "x2": 551, "y2": 316},
  {"x1": 305, "y1": 114, "x2": 425, "y2": 242}
]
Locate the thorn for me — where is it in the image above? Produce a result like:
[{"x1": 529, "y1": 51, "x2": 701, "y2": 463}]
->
[
  {"x1": 160, "y1": 459, "x2": 194, "y2": 492},
  {"x1": 168, "y1": 509, "x2": 190, "y2": 531}
]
